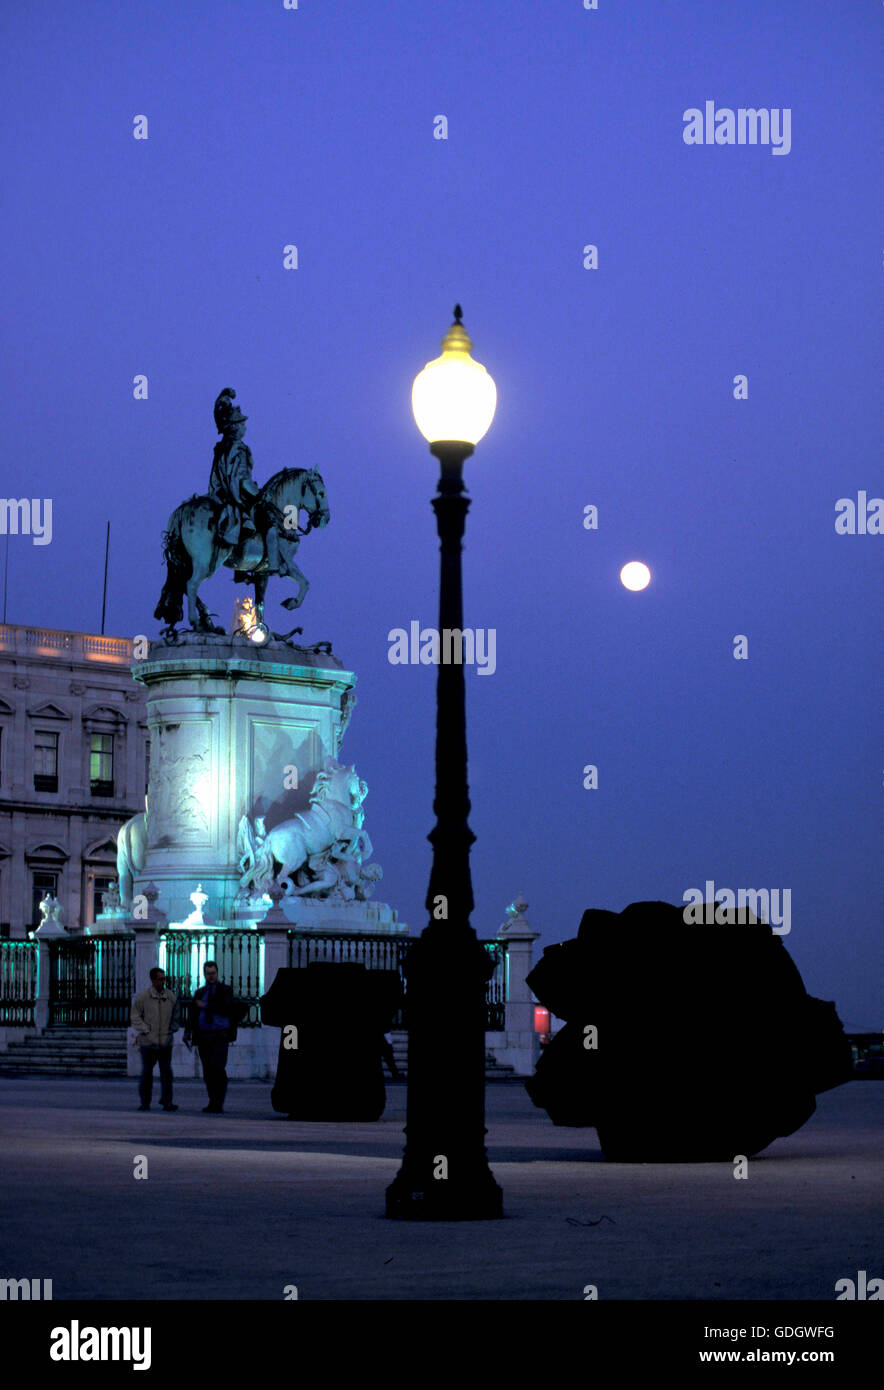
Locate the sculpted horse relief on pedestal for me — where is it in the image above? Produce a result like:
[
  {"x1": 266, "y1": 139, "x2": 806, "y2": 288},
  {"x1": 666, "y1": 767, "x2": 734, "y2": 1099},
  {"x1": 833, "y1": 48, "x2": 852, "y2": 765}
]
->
[{"x1": 237, "y1": 758, "x2": 382, "y2": 901}]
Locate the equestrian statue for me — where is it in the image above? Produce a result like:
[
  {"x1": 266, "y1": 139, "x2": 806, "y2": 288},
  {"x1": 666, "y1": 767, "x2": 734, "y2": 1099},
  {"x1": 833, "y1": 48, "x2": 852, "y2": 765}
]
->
[{"x1": 154, "y1": 387, "x2": 330, "y2": 635}]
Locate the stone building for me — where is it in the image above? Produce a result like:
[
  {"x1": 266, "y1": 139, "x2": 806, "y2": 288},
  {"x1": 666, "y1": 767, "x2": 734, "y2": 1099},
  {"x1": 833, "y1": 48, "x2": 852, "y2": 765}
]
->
[{"x1": 0, "y1": 623, "x2": 147, "y2": 937}]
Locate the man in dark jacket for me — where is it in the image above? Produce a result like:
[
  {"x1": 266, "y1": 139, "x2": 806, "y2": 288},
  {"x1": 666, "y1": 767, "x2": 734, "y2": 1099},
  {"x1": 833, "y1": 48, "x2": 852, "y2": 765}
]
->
[{"x1": 183, "y1": 961, "x2": 243, "y2": 1114}]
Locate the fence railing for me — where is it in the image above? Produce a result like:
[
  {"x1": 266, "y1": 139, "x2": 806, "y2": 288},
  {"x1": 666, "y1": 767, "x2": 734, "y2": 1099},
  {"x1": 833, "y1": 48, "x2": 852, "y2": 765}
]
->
[
  {"x1": 847, "y1": 1033, "x2": 884, "y2": 1076},
  {"x1": 158, "y1": 930, "x2": 263, "y2": 1027},
  {"x1": 0, "y1": 930, "x2": 509, "y2": 1033},
  {"x1": 0, "y1": 941, "x2": 38, "y2": 1025},
  {"x1": 287, "y1": 931, "x2": 507, "y2": 1030},
  {"x1": 48, "y1": 937, "x2": 135, "y2": 1027},
  {"x1": 485, "y1": 941, "x2": 507, "y2": 1031}
]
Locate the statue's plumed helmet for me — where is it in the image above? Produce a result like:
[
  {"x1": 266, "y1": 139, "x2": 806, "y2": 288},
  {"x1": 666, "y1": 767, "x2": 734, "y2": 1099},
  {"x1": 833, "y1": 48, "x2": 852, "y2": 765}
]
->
[{"x1": 214, "y1": 387, "x2": 248, "y2": 432}]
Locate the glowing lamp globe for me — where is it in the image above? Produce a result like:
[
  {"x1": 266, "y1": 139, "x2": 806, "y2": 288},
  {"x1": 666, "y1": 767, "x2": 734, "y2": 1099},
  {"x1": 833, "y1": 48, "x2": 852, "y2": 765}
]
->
[
  {"x1": 620, "y1": 561, "x2": 651, "y2": 592},
  {"x1": 411, "y1": 306, "x2": 497, "y2": 446}
]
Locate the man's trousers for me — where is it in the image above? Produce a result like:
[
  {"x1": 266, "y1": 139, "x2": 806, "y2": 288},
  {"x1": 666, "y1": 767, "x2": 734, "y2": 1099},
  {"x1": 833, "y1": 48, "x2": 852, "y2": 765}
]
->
[
  {"x1": 139, "y1": 1043, "x2": 174, "y2": 1108},
  {"x1": 197, "y1": 1035, "x2": 230, "y2": 1110}
]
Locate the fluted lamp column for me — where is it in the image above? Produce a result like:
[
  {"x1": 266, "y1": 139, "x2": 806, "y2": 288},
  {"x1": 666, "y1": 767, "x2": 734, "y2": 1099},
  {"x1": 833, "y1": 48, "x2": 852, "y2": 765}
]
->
[{"x1": 385, "y1": 306, "x2": 503, "y2": 1220}]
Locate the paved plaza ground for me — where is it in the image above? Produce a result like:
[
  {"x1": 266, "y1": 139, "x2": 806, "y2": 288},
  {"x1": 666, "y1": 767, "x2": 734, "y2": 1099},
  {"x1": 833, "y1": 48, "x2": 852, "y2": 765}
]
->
[{"x1": 0, "y1": 1075, "x2": 880, "y2": 1301}]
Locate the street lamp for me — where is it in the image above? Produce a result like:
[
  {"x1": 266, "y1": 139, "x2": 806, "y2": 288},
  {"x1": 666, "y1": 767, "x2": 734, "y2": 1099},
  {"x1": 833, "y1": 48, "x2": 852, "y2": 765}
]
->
[
  {"x1": 411, "y1": 306, "x2": 497, "y2": 448},
  {"x1": 385, "y1": 306, "x2": 503, "y2": 1220}
]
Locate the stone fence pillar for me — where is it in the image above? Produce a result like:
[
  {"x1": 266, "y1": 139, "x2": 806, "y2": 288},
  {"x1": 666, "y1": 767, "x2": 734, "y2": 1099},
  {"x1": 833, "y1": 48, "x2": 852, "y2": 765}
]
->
[
  {"x1": 129, "y1": 882, "x2": 167, "y2": 993},
  {"x1": 259, "y1": 885, "x2": 290, "y2": 987},
  {"x1": 495, "y1": 893, "x2": 540, "y2": 1076},
  {"x1": 126, "y1": 882, "x2": 168, "y2": 1078},
  {"x1": 254, "y1": 884, "x2": 290, "y2": 1079},
  {"x1": 33, "y1": 916, "x2": 67, "y2": 1033}
]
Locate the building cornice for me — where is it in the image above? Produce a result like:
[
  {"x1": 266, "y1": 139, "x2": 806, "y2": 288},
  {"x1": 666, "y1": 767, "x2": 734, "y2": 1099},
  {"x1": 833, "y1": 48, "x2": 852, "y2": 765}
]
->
[
  {"x1": 133, "y1": 657, "x2": 355, "y2": 691},
  {"x1": 0, "y1": 624, "x2": 135, "y2": 670}
]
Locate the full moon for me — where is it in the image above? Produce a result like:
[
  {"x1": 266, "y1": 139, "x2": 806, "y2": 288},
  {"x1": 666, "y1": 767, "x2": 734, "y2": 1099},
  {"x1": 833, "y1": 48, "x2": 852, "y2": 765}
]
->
[{"x1": 620, "y1": 561, "x2": 651, "y2": 591}]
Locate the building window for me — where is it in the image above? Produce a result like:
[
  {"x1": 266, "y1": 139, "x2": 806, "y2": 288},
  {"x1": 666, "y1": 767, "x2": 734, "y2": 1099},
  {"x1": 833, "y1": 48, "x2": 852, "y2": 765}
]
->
[
  {"x1": 92, "y1": 875, "x2": 115, "y2": 921},
  {"x1": 90, "y1": 733, "x2": 114, "y2": 797},
  {"x1": 32, "y1": 870, "x2": 58, "y2": 926},
  {"x1": 144, "y1": 737, "x2": 150, "y2": 797},
  {"x1": 34, "y1": 730, "x2": 59, "y2": 792}
]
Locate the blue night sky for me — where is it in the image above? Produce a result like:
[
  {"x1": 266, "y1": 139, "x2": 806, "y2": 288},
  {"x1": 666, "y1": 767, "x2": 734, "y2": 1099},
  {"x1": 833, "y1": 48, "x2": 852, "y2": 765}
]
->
[{"x1": 2, "y1": 2, "x2": 881, "y2": 1026}]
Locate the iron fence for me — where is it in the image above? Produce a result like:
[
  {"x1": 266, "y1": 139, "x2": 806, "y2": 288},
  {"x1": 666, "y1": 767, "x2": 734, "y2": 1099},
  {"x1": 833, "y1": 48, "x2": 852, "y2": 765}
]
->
[
  {"x1": 485, "y1": 941, "x2": 507, "y2": 1031},
  {"x1": 8, "y1": 929, "x2": 506, "y2": 1033},
  {"x1": 0, "y1": 941, "x2": 38, "y2": 1025},
  {"x1": 158, "y1": 930, "x2": 263, "y2": 1027},
  {"x1": 286, "y1": 931, "x2": 507, "y2": 1030},
  {"x1": 48, "y1": 937, "x2": 135, "y2": 1027}
]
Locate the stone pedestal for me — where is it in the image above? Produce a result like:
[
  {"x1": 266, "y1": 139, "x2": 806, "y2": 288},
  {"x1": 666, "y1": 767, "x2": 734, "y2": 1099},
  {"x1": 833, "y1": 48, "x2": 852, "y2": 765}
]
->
[
  {"x1": 132, "y1": 633, "x2": 358, "y2": 928},
  {"x1": 117, "y1": 633, "x2": 410, "y2": 1085},
  {"x1": 277, "y1": 896, "x2": 408, "y2": 935}
]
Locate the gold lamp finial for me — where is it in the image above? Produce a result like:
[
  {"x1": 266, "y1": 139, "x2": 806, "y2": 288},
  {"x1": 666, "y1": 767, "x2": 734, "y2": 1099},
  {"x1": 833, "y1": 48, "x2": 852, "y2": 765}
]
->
[{"x1": 440, "y1": 303, "x2": 473, "y2": 354}]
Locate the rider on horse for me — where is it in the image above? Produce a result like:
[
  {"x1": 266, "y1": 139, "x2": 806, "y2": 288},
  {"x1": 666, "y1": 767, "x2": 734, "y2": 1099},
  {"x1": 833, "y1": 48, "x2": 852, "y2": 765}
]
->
[
  {"x1": 209, "y1": 387, "x2": 284, "y2": 572},
  {"x1": 154, "y1": 388, "x2": 328, "y2": 633}
]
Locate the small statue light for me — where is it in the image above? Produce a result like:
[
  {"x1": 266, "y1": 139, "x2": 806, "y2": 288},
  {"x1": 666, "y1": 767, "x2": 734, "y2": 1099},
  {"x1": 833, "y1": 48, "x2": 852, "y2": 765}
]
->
[
  {"x1": 231, "y1": 595, "x2": 270, "y2": 646},
  {"x1": 230, "y1": 596, "x2": 256, "y2": 635}
]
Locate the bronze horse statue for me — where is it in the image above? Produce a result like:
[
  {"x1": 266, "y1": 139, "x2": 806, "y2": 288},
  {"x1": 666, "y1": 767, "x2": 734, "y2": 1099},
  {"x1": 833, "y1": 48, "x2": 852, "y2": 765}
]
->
[{"x1": 154, "y1": 467, "x2": 329, "y2": 634}]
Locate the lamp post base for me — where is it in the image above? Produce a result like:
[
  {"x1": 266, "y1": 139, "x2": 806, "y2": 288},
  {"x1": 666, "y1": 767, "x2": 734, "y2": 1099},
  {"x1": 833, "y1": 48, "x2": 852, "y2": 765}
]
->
[
  {"x1": 385, "y1": 924, "x2": 504, "y2": 1221},
  {"x1": 385, "y1": 1170, "x2": 503, "y2": 1221}
]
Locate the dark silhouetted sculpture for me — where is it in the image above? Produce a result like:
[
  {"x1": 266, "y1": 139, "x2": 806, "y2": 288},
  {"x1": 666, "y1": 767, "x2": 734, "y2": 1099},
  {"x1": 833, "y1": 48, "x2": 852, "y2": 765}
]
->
[
  {"x1": 525, "y1": 901, "x2": 853, "y2": 1161},
  {"x1": 260, "y1": 963, "x2": 401, "y2": 1121}
]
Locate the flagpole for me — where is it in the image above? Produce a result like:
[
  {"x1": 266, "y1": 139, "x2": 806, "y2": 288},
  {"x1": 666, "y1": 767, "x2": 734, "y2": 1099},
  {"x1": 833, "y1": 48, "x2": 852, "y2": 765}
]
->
[
  {"x1": 2, "y1": 531, "x2": 8, "y2": 624},
  {"x1": 100, "y1": 522, "x2": 110, "y2": 635}
]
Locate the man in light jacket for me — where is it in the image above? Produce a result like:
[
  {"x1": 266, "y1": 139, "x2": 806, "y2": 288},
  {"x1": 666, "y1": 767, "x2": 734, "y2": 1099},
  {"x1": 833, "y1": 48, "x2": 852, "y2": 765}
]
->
[{"x1": 131, "y1": 967, "x2": 180, "y2": 1112}]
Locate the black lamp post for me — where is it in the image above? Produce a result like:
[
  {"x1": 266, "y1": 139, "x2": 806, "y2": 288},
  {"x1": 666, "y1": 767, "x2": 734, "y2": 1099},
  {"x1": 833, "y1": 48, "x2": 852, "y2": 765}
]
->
[{"x1": 385, "y1": 307, "x2": 503, "y2": 1220}]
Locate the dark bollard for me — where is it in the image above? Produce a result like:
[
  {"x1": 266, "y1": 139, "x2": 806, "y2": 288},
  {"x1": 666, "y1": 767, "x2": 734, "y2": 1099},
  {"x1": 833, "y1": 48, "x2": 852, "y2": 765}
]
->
[{"x1": 260, "y1": 962, "x2": 402, "y2": 1122}]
